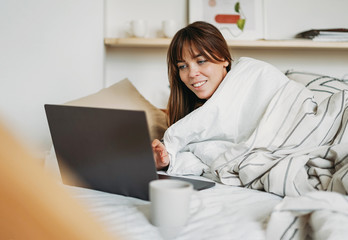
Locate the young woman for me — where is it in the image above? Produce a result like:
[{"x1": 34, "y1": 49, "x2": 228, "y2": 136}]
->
[{"x1": 152, "y1": 21, "x2": 232, "y2": 170}]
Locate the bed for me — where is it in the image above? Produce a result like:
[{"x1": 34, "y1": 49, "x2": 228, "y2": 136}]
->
[{"x1": 44, "y1": 58, "x2": 348, "y2": 240}]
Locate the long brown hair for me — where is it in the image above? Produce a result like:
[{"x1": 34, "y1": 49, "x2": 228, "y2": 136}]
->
[{"x1": 166, "y1": 21, "x2": 232, "y2": 126}]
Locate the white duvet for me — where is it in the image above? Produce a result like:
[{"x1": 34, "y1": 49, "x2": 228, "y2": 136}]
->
[
  {"x1": 160, "y1": 57, "x2": 348, "y2": 239},
  {"x1": 164, "y1": 57, "x2": 348, "y2": 198},
  {"x1": 164, "y1": 57, "x2": 291, "y2": 177}
]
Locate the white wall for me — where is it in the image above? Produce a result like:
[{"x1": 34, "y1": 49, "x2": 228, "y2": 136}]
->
[
  {"x1": 104, "y1": 0, "x2": 187, "y2": 109},
  {"x1": 231, "y1": 49, "x2": 348, "y2": 78},
  {"x1": 105, "y1": 0, "x2": 187, "y2": 38},
  {"x1": 264, "y1": 0, "x2": 348, "y2": 39},
  {"x1": 1, "y1": 0, "x2": 347, "y2": 158},
  {"x1": 0, "y1": 0, "x2": 104, "y2": 156}
]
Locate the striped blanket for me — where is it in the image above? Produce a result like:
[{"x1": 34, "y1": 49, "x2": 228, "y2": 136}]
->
[
  {"x1": 267, "y1": 191, "x2": 348, "y2": 240},
  {"x1": 164, "y1": 57, "x2": 348, "y2": 197}
]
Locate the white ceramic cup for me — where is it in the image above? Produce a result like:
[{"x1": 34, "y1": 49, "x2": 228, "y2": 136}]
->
[
  {"x1": 150, "y1": 179, "x2": 193, "y2": 239},
  {"x1": 162, "y1": 20, "x2": 177, "y2": 38},
  {"x1": 128, "y1": 20, "x2": 147, "y2": 38}
]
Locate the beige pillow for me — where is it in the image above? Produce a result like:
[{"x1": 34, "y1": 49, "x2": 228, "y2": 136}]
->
[{"x1": 65, "y1": 79, "x2": 168, "y2": 141}]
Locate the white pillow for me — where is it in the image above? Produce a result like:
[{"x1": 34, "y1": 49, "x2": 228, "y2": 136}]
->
[{"x1": 286, "y1": 70, "x2": 348, "y2": 104}]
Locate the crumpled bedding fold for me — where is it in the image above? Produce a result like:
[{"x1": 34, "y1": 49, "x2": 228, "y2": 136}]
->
[{"x1": 163, "y1": 57, "x2": 348, "y2": 197}]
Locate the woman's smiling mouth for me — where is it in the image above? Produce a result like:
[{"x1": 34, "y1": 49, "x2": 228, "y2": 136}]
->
[{"x1": 192, "y1": 80, "x2": 207, "y2": 88}]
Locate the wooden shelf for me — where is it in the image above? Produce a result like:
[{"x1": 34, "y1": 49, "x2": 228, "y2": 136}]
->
[
  {"x1": 226, "y1": 39, "x2": 348, "y2": 50},
  {"x1": 104, "y1": 38, "x2": 348, "y2": 50},
  {"x1": 104, "y1": 38, "x2": 171, "y2": 47}
]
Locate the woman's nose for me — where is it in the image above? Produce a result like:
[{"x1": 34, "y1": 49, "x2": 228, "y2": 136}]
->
[{"x1": 188, "y1": 64, "x2": 199, "y2": 78}]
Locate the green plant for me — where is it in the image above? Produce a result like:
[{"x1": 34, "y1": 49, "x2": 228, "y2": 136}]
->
[{"x1": 234, "y1": 2, "x2": 246, "y2": 31}]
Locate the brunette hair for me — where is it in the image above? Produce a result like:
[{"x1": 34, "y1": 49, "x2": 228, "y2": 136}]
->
[{"x1": 166, "y1": 21, "x2": 232, "y2": 126}]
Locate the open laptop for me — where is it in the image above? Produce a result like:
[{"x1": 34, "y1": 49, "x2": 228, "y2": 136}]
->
[{"x1": 44, "y1": 104, "x2": 215, "y2": 200}]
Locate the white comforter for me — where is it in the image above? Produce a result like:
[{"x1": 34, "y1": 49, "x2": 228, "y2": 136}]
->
[
  {"x1": 160, "y1": 57, "x2": 348, "y2": 239},
  {"x1": 164, "y1": 57, "x2": 348, "y2": 197}
]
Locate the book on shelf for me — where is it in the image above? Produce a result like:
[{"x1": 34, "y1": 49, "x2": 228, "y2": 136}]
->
[{"x1": 296, "y1": 28, "x2": 348, "y2": 42}]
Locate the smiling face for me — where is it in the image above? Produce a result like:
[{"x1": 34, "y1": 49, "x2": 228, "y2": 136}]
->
[
  {"x1": 166, "y1": 21, "x2": 232, "y2": 125},
  {"x1": 177, "y1": 45, "x2": 229, "y2": 100}
]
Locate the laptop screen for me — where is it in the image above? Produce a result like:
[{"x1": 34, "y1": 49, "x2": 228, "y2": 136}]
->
[{"x1": 45, "y1": 104, "x2": 158, "y2": 200}]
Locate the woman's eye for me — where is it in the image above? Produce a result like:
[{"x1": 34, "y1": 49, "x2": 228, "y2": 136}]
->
[
  {"x1": 178, "y1": 64, "x2": 187, "y2": 70},
  {"x1": 198, "y1": 60, "x2": 207, "y2": 64}
]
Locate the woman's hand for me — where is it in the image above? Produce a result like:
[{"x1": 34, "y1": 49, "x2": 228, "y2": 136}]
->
[{"x1": 152, "y1": 139, "x2": 170, "y2": 170}]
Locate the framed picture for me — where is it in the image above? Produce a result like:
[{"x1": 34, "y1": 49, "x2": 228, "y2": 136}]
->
[{"x1": 189, "y1": 0, "x2": 264, "y2": 40}]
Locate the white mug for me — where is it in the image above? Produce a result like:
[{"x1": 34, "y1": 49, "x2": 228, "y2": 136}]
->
[
  {"x1": 149, "y1": 179, "x2": 193, "y2": 239},
  {"x1": 127, "y1": 20, "x2": 147, "y2": 38},
  {"x1": 162, "y1": 20, "x2": 177, "y2": 38}
]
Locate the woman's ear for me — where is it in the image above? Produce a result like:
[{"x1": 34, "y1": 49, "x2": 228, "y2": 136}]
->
[{"x1": 223, "y1": 60, "x2": 229, "y2": 68}]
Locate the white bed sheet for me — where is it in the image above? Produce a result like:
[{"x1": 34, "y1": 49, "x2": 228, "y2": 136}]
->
[
  {"x1": 68, "y1": 182, "x2": 282, "y2": 240},
  {"x1": 67, "y1": 179, "x2": 348, "y2": 240}
]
